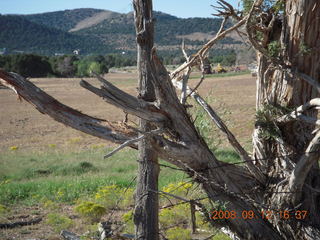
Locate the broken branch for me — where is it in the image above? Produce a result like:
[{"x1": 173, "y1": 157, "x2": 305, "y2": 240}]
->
[
  {"x1": 80, "y1": 79, "x2": 168, "y2": 123},
  {"x1": 0, "y1": 70, "x2": 134, "y2": 144}
]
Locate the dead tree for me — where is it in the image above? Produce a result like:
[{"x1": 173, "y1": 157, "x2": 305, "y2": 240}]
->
[
  {"x1": 1, "y1": 0, "x2": 320, "y2": 239},
  {"x1": 133, "y1": 1, "x2": 159, "y2": 240}
]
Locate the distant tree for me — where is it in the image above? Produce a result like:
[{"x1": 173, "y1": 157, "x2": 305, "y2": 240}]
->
[
  {"x1": 52, "y1": 55, "x2": 78, "y2": 77},
  {"x1": 0, "y1": 54, "x2": 52, "y2": 77}
]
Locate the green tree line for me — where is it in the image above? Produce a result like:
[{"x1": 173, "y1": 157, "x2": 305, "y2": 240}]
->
[
  {"x1": 0, "y1": 50, "x2": 237, "y2": 78},
  {"x1": 0, "y1": 54, "x2": 136, "y2": 78}
]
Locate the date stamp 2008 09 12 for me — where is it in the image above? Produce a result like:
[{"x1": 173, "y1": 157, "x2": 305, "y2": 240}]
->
[{"x1": 211, "y1": 210, "x2": 308, "y2": 221}]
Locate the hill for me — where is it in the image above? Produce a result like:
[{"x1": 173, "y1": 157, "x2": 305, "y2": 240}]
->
[
  {"x1": 0, "y1": 8, "x2": 244, "y2": 56},
  {"x1": 0, "y1": 14, "x2": 110, "y2": 55},
  {"x1": 24, "y1": 8, "x2": 105, "y2": 31}
]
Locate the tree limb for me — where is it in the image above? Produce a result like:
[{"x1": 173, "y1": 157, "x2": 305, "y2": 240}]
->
[
  {"x1": 0, "y1": 70, "x2": 135, "y2": 144},
  {"x1": 104, "y1": 128, "x2": 164, "y2": 158},
  {"x1": 277, "y1": 98, "x2": 320, "y2": 125},
  {"x1": 80, "y1": 78, "x2": 168, "y2": 123},
  {"x1": 289, "y1": 130, "x2": 320, "y2": 204},
  {"x1": 170, "y1": 16, "x2": 248, "y2": 78},
  {"x1": 171, "y1": 79, "x2": 266, "y2": 184}
]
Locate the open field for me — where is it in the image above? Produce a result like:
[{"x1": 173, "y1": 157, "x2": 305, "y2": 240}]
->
[
  {"x1": 0, "y1": 71, "x2": 255, "y2": 239},
  {"x1": 0, "y1": 71, "x2": 256, "y2": 152}
]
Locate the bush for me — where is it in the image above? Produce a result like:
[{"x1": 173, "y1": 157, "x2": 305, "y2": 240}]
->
[
  {"x1": 95, "y1": 185, "x2": 134, "y2": 209},
  {"x1": 74, "y1": 201, "x2": 106, "y2": 223}
]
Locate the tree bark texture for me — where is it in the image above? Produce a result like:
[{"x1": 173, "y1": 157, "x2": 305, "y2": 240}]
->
[
  {"x1": 251, "y1": 1, "x2": 320, "y2": 238},
  {"x1": 133, "y1": 1, "x2": 159, "y2": 240}
]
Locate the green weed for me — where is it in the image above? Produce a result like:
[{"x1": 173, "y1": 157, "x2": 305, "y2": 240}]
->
[
  {"x1": 74, "y1": 201, "x2": 106, "y2": 223},
  {"x1": 46, "y1": 213, "x2": 73, "y2": 232},
  {"x1": 166, "y1": 227, "x2": 192, "y2": 240}
]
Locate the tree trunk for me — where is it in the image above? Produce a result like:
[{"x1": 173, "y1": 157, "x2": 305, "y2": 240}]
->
[
  {"x1": 133, "y1": 1, "x2": 159, "y2": 240},
  {"x1": 252, "y1": 0, "x2": 320, "y2": 238}
]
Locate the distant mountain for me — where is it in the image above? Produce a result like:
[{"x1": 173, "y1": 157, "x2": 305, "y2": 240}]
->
[
  {"x1": 24, "y1": 8, "x2": 105, "y2": 31},
  {"x1": 0, "y1": 8, "x2": 244, "y2": 56},
  {"x1": 0, "y1": 14, "x2": 109, "y2": 55}
]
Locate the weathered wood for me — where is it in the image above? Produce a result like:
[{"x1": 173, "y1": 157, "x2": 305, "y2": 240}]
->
[
  {"x1": 189, "y1": 201, "x2": 197, "y2": 234},
  {"x1": 133, "y1": 1, "x2": 159, "y2": 240},
  {"x1": 0, "y1": 217, "x2": 42, "y2": 229},
  {"x1": 80, "y1": 78, "x2": 168, "y2": 123},
  {"x1": 249, "y1": 0, "x2": 320, "y2": 238},
  {"x1": 60, "y1": 230, "x2": 80, "y2": 240},
  {"x1": 0, "y1": 70, "x2": 133, "y2": 144}
]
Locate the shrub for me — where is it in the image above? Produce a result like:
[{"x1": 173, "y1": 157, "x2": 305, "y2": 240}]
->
[
  {"x1": 74, "y1": 201, "x2": 106, "y2": 223},
  {"x1": 95, "y1": 185, "x2": 123, "y2": 209}
]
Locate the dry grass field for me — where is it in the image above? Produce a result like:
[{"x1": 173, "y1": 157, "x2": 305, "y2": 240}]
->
[{"x1": 0, "y1": 72, "x2": 256, "y2": 152}]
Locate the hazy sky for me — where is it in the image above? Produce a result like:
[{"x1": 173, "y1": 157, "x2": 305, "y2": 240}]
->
[{"x1": 1, "y1": 0, "x2": 241, "y2": 18}]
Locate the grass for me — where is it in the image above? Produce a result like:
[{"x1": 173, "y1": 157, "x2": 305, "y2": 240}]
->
[{"x1": 0, "y1": 147, "x2": 240, "y2": 205}]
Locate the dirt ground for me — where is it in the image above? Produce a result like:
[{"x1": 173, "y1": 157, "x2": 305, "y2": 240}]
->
[{"x1": 0, "y1": 72, "x2": 256, "y2": 152}]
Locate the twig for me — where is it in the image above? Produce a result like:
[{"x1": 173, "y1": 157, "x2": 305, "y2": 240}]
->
[
  {"x1": 186, "y1": 56, "x2": 206, "y2": 99},
  {"x1": 104, "y1": 128, "x2": 164, "y2": 158}
]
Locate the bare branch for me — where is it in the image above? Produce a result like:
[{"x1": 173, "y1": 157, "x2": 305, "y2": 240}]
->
[
  {"x1": 186, "y1": 56, "x2": 205, "y2": 99},
  {"x1": 216, "y1": 16, "x2": 229, "y2": 36},
  {"x1": 104, "y1": 128, "x2": 164, "y2": 158},
  {"x1": 170, "y1": 16, "x2": 248, "y2": 78},
  {"x1": 212, "y1": 0, "x2": 242, "y2": 21},
  {"x1": 277, "y1": 98, "x2": 320, "y2": 125},
  {"x1": 181, "y1": 39, "x2": 189, "y2": 62},
  {"x1": 171, "y1": 78, "x2": 266, "y2": 184},
  {"x1": 80, "y1": 79, "x2": 168, "y2": 123},
  {"x1": 0, "y1": 70, "x2": 134, "y2": 144},
  {"x1": 180, "y1": 39, "x2": 192, "y2": 104},
  {"x1": 289, "y1": 130, "x2": 320, "y2": 204}
]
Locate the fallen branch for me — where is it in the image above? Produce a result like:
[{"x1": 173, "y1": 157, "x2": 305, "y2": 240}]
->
[
  {"x1": 0, "y1": 217, "x2": 42, "y2": 229},
  {"x1": 60, "y1": 230, "x2": 81, "y2": 240}
]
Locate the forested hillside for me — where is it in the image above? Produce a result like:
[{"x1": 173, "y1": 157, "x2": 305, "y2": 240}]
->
[
  {"x1": 0, "y1": 8, "x2": 244, "y2": 56},
  {"x1": 0, "y1": 15, "x2": 109, "y2": 55}
]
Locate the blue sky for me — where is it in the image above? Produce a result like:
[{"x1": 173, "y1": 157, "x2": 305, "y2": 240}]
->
[{"x1": 1, "y1": 0, "x2": 241, "y2": 18}]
